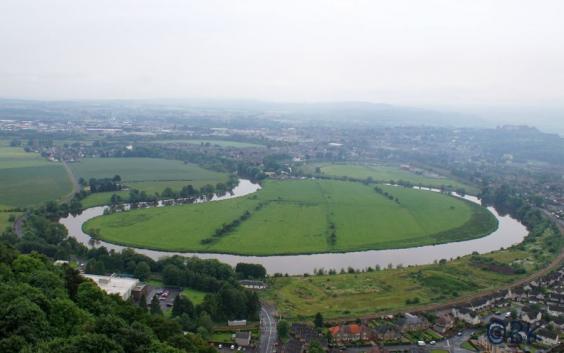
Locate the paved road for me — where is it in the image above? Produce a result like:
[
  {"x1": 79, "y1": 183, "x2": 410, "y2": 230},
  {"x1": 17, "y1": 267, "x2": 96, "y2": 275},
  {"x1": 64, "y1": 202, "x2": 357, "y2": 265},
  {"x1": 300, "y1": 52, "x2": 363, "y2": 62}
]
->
[{"x1": 259, "y1": 303, "x2": 278, "y2": 353}]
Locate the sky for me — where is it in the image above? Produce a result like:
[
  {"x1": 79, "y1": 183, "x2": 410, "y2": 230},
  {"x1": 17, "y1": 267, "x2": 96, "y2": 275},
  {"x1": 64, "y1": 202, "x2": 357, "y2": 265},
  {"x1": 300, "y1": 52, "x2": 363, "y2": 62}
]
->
[{"x1": 1, "y1": 0, "x2": 564, "y2": 111}]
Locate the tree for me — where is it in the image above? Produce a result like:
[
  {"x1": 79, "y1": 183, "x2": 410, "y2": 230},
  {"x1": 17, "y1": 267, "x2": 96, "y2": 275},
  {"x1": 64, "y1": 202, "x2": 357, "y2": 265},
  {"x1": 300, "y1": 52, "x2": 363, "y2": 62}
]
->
[
  {"x1": 171, "y1": 294, "x2": 194, "y2": 318},
  {"x1": 314, "y1": 312, "x2": 324, "y2": 328},
  {"x1": 134, "y1": 261, "x2": 151, "y2": 281},
  {"x1": 277, "y1": 320, "x2": 290, "y2": 341},
  {"x1": 308, "y1": 341, "x2": 324, "y2": 353},
  {"x1": 150, "y1": 295, "x2": 162, "y2": 315},
  {"x1": 139, "y1": 293, "x2": 148, "y2": 311}
]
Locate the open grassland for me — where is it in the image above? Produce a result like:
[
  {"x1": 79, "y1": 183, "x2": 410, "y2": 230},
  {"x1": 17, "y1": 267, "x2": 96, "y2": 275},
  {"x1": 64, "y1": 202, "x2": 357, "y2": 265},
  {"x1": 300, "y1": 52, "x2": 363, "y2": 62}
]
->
[
  {"x1": 84, "y1": 179, "x2": 497, "y2": 255},
  {"x1": 303, "y1": 163, "x2": 478, "y2": 194},
  {"x1": 151, "y1": 139, "x2": 265, "y2": 148},
  {"x1": 70, "y1": 157, "x2": 227, "y2": 182},
  {"x1": 261, "y1": 249, "x2": 529, "y2": 320},
  {"x1": 0, "y1": 146, "x2": 73, "y2": 208},
  {"x1": 73, "y1": 157, "x2": 229, "y2": 207}
]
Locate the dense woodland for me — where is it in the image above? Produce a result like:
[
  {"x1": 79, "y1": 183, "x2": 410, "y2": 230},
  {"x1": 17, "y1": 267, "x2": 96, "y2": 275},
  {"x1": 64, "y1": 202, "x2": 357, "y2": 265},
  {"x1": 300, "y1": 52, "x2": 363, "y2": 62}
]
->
[
  {"x1": 0, "y1": 242, "x2": 217, "y2": 353},
  {"x1": 0, "y1": 199, "x2": 264, "y2": 352}
]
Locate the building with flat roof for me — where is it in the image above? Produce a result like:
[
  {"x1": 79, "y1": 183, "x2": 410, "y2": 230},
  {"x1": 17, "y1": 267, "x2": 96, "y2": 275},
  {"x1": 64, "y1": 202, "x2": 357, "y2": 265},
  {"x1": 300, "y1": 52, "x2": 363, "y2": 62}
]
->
[{"x1": 83, "y1": 274, "x2": 139, "y2": 300}]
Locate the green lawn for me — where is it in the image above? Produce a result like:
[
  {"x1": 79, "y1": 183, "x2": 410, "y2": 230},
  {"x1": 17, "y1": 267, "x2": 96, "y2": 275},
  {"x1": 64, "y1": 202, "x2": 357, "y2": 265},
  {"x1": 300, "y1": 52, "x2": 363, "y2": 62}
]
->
[
  {"x1": 151, "y1": 139, "x2": 265, "y2": 148},
  {"x1": 84, "y1": 179, "x2": 497, "y2": 255},
  {"x1": 0, "y1": 146, "x2": 73, "y2": 208},
  {"x1": 181, "y1": 288, "x2": 208, "y2": 305},
  {"x1": 303, "y1": 163, "x2": 478, "y2": 194},
  {"x1": 73, "y1": 157, "x2": 230, "y2": 207}
]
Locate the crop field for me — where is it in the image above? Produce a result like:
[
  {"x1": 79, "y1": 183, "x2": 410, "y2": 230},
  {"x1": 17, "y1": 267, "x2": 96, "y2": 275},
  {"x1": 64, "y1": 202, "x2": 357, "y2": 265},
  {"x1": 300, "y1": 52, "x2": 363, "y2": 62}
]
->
[
  {"x1": 84, "y1": 179, "x2": 497, "y2": 255},
  {"x1": 261, "y1": 249, "x2": 528, "y2": 319},
  {"x1": 71, "y1": 158, "x2": 229, "y2": 207},
  {"x1": 303, "y1": 163, "x2": 478, "y2": 194},
  {"x1": 0, "y1": 146, "x2": 73, "y2": 208},
  {"x1": 151, "y1": 139, "x2": 265, "y2": 148}
]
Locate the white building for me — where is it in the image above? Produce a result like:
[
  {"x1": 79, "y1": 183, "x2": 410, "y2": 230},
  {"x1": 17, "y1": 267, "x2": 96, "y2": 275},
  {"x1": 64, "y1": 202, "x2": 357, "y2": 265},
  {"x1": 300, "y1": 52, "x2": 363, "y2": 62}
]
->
[{"x1": 83, "y1": 274, "x2": 139, "y2": 300}]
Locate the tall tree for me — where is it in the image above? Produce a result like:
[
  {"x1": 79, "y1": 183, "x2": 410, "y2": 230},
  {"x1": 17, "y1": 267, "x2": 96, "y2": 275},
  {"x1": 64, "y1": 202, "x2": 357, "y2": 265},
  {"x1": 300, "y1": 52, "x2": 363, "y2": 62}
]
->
[{"x1": 150, "y1": 295, "x2": 162, "y2": 315}]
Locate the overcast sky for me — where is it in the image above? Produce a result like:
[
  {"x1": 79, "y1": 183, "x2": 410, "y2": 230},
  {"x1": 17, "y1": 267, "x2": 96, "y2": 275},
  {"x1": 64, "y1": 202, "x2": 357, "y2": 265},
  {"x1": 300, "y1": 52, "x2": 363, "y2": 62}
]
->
[{"x1": 1, "y1": 0, "x2": 563, "y2": 108}]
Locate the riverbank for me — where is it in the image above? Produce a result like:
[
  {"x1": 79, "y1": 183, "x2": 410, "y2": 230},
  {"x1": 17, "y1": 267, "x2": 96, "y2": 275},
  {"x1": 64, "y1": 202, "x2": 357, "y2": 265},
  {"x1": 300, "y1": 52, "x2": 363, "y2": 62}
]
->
[{"x1": 60, "y1": 179, "x2": 527, "y2": 274}]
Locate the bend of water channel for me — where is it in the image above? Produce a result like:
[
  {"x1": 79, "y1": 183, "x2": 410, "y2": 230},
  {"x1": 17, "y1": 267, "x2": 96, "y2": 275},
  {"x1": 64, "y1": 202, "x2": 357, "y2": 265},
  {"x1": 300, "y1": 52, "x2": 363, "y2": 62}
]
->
[{"x1": 60, "y1": 179, "x2": 528, "y2": 275}]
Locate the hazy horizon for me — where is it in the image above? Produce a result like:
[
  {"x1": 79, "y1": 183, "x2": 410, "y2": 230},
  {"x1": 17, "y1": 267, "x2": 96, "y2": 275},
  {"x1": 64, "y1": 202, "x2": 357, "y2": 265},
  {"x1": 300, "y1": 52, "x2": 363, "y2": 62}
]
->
[{"x1": 1, "y1": 0, "x2": 564, "y2": 131}]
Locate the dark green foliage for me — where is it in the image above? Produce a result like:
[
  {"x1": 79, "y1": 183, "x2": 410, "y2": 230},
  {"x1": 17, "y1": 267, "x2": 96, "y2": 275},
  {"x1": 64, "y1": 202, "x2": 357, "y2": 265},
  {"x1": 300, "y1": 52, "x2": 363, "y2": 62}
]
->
[
  {"x1": 150, "y1": 295, "x2": 163, "y2": 315},
  {"x1": 235, "y1": 263, "x2": 266, "y2": 279},
  {"x1": 0, "y1": 244, "x2": 215, "y2": 353},
  {"x1": 314, "y1": 312, "x2": 324, "y2": 328}
]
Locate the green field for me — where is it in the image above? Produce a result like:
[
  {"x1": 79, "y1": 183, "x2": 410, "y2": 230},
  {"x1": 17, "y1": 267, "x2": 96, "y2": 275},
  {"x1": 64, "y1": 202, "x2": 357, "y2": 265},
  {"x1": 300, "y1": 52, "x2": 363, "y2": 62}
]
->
[
  {"x1": 0, "y1": 146, "x2": 73, "y2": 208},
  {"x1": 181, "y1": 288, "x2": 208, "y2": 305},
  {"x1": 84, "y1": 179, "x2": 497, "y2": 255},
  {"x1": 72, "y1": 158, "x2": 229, "y2": 207},
  {"x1": 0, "y1": 212, "x2": 20, "y2": 231},
  {"x1": 151, "y1": 139, "x2": 265, "y2": 148},
  {"x1": 261, "y1": 249, "x2": 528, "y2": 319},
  {"x1": 303, "y1": 163, "x2": 478, "y2": 194}
]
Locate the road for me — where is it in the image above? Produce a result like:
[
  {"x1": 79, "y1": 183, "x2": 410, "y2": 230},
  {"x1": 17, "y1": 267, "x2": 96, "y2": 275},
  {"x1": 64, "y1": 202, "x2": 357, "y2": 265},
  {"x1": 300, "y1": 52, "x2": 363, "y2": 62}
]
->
[
  {"x1": 341, "y1": 329, "x2": 476, "y2": 353},
  {"x1": 259, "y1": 303, "x2": 278, "y2": 353}
]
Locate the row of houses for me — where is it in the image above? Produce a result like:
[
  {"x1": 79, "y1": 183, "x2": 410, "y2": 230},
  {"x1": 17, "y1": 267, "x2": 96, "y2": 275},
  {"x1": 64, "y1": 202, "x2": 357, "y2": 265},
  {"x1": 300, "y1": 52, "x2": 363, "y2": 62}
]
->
[{"x1": 452, "y1": 266, "x2": 564, "y2": 347}]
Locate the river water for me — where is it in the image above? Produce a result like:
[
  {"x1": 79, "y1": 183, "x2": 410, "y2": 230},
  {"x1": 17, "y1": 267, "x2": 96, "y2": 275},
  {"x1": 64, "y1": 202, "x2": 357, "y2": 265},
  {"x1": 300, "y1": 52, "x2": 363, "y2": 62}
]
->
[{"x1": 60, "y1": 179, "x2": 528, "y2": 275}]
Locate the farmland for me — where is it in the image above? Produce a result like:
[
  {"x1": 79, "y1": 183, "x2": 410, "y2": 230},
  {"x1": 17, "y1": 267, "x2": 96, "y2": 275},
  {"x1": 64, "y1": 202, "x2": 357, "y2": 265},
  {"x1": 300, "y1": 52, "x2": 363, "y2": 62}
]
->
[
  {"x1": 0, "y1": 146, "x2": 73, "y2": 208},
  {"x1": 84, "y1": 179, "x2": 497, "y2": 255},
  {"x1": 302, "y1": 163, "x2": 478, "y2": 194},
  {"x1": 71, "y1": 157, "x2": 230, "y2": 207}
]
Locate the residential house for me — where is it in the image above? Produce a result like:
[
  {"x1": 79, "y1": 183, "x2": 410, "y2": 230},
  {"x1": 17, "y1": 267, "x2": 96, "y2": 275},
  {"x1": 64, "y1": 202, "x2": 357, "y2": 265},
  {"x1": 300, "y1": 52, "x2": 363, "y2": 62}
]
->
[
  {"x1": 452, "y1": 307, "x2": 481, "y2": 325},
  {"x1": 235, "y1": 332, "x2": 251, "y2": 347},
  {"x1": 536, "y1": 328, "x2": 560, "y2": 346},
  {"x1": 433, "y1": 313, "x2": 455, "y2": 334},
  {"x1": 329, "y1": 324, "x2": 369, "y2": 343},
  {"x1": 520, "y1": 307, "x2": 542, "y2": 324},
  {"x1": 396, "y1": 313, "x2": 429, "y2": 332},
  {"x1": 469, "y1": 297, "x2": 494, "y2": 312},
  {"x1": 290, "y1": 323, "x2": 328, "y2": 348},
  {"x1": 371, "y1": 324, "x2": 401, "y2": 341}
]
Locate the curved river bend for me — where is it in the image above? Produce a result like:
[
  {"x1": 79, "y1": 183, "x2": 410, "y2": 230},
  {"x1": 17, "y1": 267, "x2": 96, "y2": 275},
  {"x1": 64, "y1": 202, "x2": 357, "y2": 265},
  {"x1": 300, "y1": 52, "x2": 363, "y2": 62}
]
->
[{"x1": 60, "y1": 180, "x2": 528, "y2": 275}]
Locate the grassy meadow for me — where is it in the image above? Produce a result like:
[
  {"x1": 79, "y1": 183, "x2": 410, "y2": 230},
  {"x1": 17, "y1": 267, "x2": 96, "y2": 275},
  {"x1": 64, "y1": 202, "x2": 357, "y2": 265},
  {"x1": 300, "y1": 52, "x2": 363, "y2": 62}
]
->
[
  {"x1": 261, "y1": 249, "x2": 529, "y2": 319},
  {"x1": 303, "y1": 163, "x2": 478, "y2": 194},
  {"x1": 71, "y1": 157, "x2": 229, "y2": 207},
  {"x1": 84, "y1": 179, "x2": 497, "y2": 255},
  {"x1": 0, "y1": 146, "x2": 73, "y2": 208}
]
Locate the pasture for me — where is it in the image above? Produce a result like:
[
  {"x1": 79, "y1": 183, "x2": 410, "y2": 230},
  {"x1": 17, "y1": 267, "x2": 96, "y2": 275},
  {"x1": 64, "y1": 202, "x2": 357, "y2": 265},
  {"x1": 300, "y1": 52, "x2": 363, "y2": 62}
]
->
[
  {"x1": 303, "y1": 163, "x2": 478, "y2": 194},
  {"x1": 0, "y1": 146, "x2": 73, "y2": 208},
  {"x1": 84, "y1": 179, "x2": 497, "y2": 255},
  {"x1": 72, "y1": 158, "x2": 229, "y2": 207}
]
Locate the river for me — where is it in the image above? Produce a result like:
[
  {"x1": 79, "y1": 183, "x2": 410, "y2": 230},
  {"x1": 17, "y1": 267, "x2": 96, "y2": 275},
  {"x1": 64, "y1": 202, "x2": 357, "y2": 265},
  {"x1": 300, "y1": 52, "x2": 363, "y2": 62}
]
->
[{"x1": 60, "y1": 179, "x2": 528, "y2": 275}]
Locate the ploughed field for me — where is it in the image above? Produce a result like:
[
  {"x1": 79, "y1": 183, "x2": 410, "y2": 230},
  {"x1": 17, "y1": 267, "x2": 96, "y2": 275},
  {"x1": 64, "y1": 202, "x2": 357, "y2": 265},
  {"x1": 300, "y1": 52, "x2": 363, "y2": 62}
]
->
[
  {"x1": 71, "y1": 157, "x2": 230, "y2": 208},
  {"x1": 84, "y1": 179, "x2": 497, "y2": 255},
  {"x1": 0, "y1": 145, "x2": 73, "y2": 208}
]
